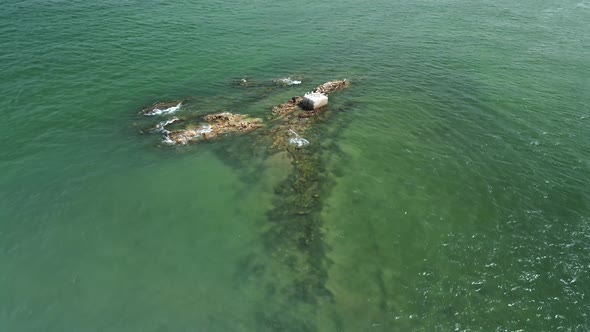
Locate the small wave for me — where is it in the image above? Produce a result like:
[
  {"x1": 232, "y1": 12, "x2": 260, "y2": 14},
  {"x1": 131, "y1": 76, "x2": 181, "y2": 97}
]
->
[
  {"x1": 153, "y1": 117, "x2": 180, "y2": 134},
  {"x1": 288, "y1": 129, "x2": 309, "y2": 147},
  {"x1": 152, "y1": 102, "x2": 181, "y2": 116},
  {"x1": 144, "y1": 102, "x2": 182, "y2": 116},
  {"x1": 275, "y1": 77, "x2": 302, "y2": 86},
  {"x1": 161, "y1": 124, "x2": 214, "y2": 145},
  {"x1": 162, "y1": 135, "x2": 175, "y2": 145}
]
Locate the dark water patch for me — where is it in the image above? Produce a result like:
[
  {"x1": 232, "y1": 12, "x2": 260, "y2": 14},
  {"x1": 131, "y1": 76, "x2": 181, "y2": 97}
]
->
[
  {"x1": 190, "y1": 88, "x2": 356, "y2": 331},
  {"x1": 253, "y1": 119, "x2": 353, "y2": 330}
]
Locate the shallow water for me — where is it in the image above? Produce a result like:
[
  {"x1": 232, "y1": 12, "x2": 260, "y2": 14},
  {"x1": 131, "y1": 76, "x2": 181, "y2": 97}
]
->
[{"x1": 1, "y1": 0, "x2": 589, "y2": 331}]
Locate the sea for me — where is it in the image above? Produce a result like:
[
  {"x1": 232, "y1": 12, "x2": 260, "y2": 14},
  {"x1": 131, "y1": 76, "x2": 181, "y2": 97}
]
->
[{"x1": 0, "y1": 0, "x2": 589, "y2": 330}]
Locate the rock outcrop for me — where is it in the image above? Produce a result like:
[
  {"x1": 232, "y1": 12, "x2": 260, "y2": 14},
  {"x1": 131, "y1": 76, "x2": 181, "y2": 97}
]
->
[
  {"x1": 137, "y1": 79, "x2": 351, "y2": 325},
  {"x1": 164, "y1": 112, "x2": 263, "y2": 145},
  {"x1": 141, "y1": 79, "x2": 349, "y2": 146},
  {"x1": 314, "y1": 79, "x2": 350, "y2": 94},
  {"x1": 272, "y1": 96, "x2": 304, "y2": 116}
]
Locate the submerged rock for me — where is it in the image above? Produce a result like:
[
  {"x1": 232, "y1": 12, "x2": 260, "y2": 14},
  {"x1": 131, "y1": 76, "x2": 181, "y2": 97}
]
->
[
  {"x1": 236, "y1": 77, "x2": 302, "y2": 88},
  {"x1": 140, "y1": 100, "x2": 183, "y2": 116},
  {"x1": 235, "y1": 77, "x2": 256, "y2": 88},
  {"x1": 139, "y1": 80, "x2": 352, "y2": 317},
  {"x1": 137, "y1": 79, "x2": 352, "y2": 325}
]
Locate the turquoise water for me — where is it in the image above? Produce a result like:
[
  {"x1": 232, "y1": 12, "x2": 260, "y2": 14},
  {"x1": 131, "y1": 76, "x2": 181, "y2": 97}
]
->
[{"x1": 1, "y1": 0, "x2": 589, "y2": 330}]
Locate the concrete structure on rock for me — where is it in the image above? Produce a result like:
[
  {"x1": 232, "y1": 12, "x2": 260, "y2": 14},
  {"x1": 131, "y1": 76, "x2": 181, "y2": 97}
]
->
[{"x1": 302, "y1": 92, "x2": 328, "y2": 110}]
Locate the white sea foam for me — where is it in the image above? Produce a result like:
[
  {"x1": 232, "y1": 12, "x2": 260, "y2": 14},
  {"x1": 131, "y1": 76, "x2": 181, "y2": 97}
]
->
[
  {"x1": 153, "y1": 117, "x2": 180, "y2": 134},
  {"x1": 288, "y1": 129, "x2": 309, "y2": 147},
  {"x1": 197, "y1": 124, "x2": 213, "y2": 134},
  {"x1": 276, "y1": 77, "x2": 302, "y2": 85},
  {"x1": 161, "y1": 124, "x2": 212, "y2": 145},
  {"x1": 162, "y1": 134, "x2": 175, "y2": 145},
  {"x1": 148, "y1": 102, "x2": 182, "y2": 116},
  {"x1": 290, "y1": 137, "x2": 309, "y2": 147}
]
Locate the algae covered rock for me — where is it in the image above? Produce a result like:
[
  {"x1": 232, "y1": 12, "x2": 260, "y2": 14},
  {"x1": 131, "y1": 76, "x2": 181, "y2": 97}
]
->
[
  {"x1": 202, "y1": 112, "x2": 263, "y2": 132},
  {"x1": 135, "y1": 79, "x2": 353, "y2": 327},
  {"x1": 272, "y1": 96, "x2": 304, "y2": 116},
  {"x1": 165, "y1": 125, "x2": 213, "y2": 145},
  {"x1": 139, "y1": 79, "x2": 350, "y2": 147},
  {"x1": 314, "y1": 79, "x2": 350, "y2": 94},
  {"x1": 164, "y1": 112, "x2": 263, "y2": 145}
]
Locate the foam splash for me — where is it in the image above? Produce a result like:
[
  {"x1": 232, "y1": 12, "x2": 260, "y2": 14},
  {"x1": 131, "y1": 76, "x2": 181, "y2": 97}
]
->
[
  {"x1": 290, "y1": 137, "x2": 309, "y2": 147},
  {"x1": 153, "y1": 117, "x2": 180, "y2": 134},
  {"x1": 197, "y1": 124, "x2": 213, "y2": 135},
  {"x1": 148, "y1": 102, "x2": 182, "y2": 116},
  {"x1": 275, "y1": 77, "x2": 302, "y2": 86},
  {"x1": 162, "y1": 135, "x2": 175, "y2": 145},
  {"x1": 161, "y1": 124, "x2": 214, "y2": 145},
  {"x1": 288, "y1": 129, "x2": 309, "y2": 147}
]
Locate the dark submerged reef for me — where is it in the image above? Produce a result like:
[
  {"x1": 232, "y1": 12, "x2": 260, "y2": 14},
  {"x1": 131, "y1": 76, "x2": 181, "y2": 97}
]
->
[{"x1": 138, "y1": 79, "x2": 352, "y2": 331}]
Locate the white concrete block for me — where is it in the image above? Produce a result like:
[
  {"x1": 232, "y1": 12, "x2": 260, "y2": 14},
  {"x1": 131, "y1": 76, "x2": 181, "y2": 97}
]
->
[{"x1": 302, "y1": 92, "x2": 328, "y2": 110}]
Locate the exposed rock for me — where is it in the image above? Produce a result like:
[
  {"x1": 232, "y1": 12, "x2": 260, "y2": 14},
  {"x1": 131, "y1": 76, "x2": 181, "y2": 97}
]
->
[
  {"x1": 269, "y1": 79, "x2": 350, "y2": 149},
  {"x1": 270, "y1": 80, "x2": 349, "y2": 116},
  {"x1": 137, "y1": 79, "x2": 353, "y2": 326},
  {"x1": 203, "y1": 112, "x2": 264, "y2": 137},
  {"x1": 139, "y1": 81, "x2": 353, "y2": 317},
  {"x1": 314, "y1": 79, "x2": 350, "y2": 94},
  {"x1": 141, "y1": 79, "x2": 350, "y2": 147},
  {"x1": 165, "y1": 125, "x2": 211, "y2": 145},
  {"x1": 272, "y1": 96, "x2": 304, "y2": 116},
  {"x1": 164, "y1": 112, "x2": 263, "y2": 145}
]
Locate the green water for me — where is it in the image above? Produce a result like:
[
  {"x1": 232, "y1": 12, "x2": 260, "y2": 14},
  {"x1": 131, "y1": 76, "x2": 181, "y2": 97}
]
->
[{"x1": 1, "y1": 0, "x2": 589, "y2": 330}]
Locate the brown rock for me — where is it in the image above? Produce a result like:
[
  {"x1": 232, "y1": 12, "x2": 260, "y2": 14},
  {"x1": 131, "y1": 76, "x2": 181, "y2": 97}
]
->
[{"x1": 314, "y1": 80, "x2": 350, "y2": 95}]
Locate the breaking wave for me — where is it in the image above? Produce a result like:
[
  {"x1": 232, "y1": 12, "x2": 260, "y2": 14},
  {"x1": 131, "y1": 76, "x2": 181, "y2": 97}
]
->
[
  {"x1": 147, "y1": 102, "x2": 182, "y2": 116},
  {"x1": 153, "y1": 117, "x2": 180, "y2": 134},
  {"x1": 275, "y1": 77, "x2": 302, "y2": 86},
  {"x1": 288, "y1": 129, "x2": 309, "y2": 147}
]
